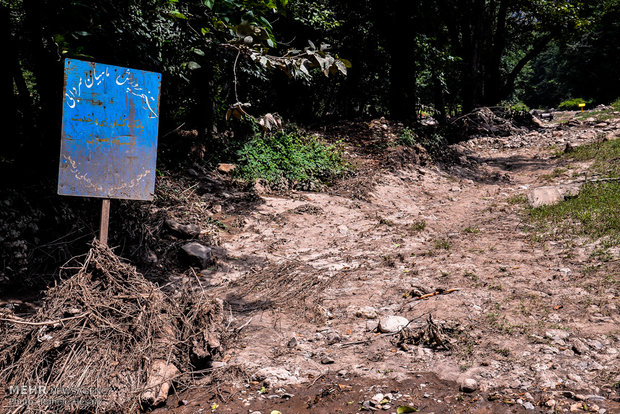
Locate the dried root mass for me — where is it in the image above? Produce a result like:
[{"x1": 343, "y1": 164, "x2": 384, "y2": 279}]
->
[{"x1": 0, "y1": 241, "x2": 223, "y2": 413}]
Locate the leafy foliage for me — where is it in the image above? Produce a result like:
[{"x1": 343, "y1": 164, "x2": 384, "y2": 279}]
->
[
  {"x1": 558, "y1": 98, "x2": 592, "y2": 110},
  {"x1": 235, "y1": 129, "x2": 346, "y2": 185}
]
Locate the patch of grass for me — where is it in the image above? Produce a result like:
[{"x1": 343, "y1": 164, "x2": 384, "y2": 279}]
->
[
  {"x1": 528, "y1": 181, "x2": 620, "y2": 242},
  {"x1": 565, "y1": 139, "x2": 620, "y2": 177},
  {"x1": 575, "y1": 111, "x2": 616, "y2": 122},
  {"x1": 463, "y1": 226, "x2": 480, "y2": 234},
  {"x1": 382, "y1": 255, "x2": 396, "y2": 267},
  {"x1": 378, "y1": 216, "x2": 395, "y2": 226},
  {"x1": 506, "y1": 194, "x2": 527, "y2": 205},
  {"x1": 541, "y1": 167, "x2": 567, "y2": 181},
  {"x1": 494, "y1": 347, "x2": 511, "y2": 357},
  {"x1": 612, "y1": 98, "x2": 620, "y2": 111},
  {"x1": 409, "y1": 220, "x2": 427, "y2": 233},
  {"x1": 528, "y1": 139, "x2": 620, "y2": 245},
  {"x1": 590, "y1": 247, "x2": 613, "y2": 262},
  {"x1": 464, "y1": 271, "x2": 479, "y2": 282},
  {"x1": 434, "y1": 238, "x2": 452, "y2": 250},
  {"x1": 488, "y1": 282, "x2": 503, "y2": 291},
  {"x1": 235, "y1": 130, "x2": 346, "y2": 185}
]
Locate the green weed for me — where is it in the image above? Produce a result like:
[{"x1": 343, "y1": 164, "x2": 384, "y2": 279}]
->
[{"x1": 236, "y1": 130, "x2": 346, "y2": 185}]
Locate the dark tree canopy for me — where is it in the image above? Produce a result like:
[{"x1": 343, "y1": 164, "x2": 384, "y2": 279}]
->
[{"x1": 0, "y1": 0, "x2": 618, "y2": 173}]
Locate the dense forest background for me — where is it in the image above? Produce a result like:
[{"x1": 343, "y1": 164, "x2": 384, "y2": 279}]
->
[
  {"x1": 2, "y1": 0, "x2": 619, "y2": 170},
  {"x1": 1, "y1": 0, "x2": 619, "y2": 288}
]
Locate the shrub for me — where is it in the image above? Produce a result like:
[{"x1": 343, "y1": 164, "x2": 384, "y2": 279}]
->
[
  {"x1": 397, "y1": 127, "x2": 417, "y2": 146},
  {"x1": 502, "y1": 100, "x2": 530, "y2": 113},
  {"x1": 611, "y1": 97, "x2": 620, "y2": 111},
  {"x1": 558, "y1": 98, "x2": 592, "y2": 110},
  {"x1": 235, "y1": 130, "x2": 346, "y2": 185}
]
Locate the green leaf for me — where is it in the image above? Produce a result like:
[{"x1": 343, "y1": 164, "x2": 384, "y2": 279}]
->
[
  {"x1": 340, "y1": 58, "x2": 352, "y2": 68},
  {"x1": 201, "y1": 27, "x2": 210, "y2": 35},
  {"x1": 169, "y1": 10, "x2": 187, "y2": 19},
  {"x1": 335, "y1": 60, "x2": 347, "y2": 75},
  {"x1": 193, "y1": 48, "x2": 205, "y2": 56},
  {"x1": 397, "y1": 406, "x2": 418, "y2": 413},
  {"x1": 204, "y1": 0, "x2": 215, "y2": 8},
  {"x1": 187, "y1": 61, "x2": 202, "y2": 70}
]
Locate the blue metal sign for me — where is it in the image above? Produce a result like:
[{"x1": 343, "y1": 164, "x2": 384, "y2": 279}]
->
[{"x1": 58, "y1": 59, "x2": 161, "y2": 200}]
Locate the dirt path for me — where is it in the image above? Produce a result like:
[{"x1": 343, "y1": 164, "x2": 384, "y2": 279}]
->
[{"x1": 156, "y1": 118, "x2": 620, "y2": 413}]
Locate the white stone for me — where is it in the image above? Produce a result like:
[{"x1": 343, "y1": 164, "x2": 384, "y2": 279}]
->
[{"x1": 378, "y1": 315, "x2": 409, "y2": 333}]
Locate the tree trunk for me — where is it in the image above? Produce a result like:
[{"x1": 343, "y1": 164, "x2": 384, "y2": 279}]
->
[
  {"x1": 0, "y1": 6, "x2": 17, "y2": 157},
  {"x1": 23, "y1": 0, "x2": 63, "y2": 174},
  {"x1": 381, "y1": 0, "x2": 418, "y2": 122}
]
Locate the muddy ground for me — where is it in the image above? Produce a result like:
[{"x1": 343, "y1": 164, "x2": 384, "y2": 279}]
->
[
  {"x1": 150, "y1": 113, "x2": 620, "y2": 413},
  {"x1": 2, "y1": 112, "x2": 620, "y2": 414}
]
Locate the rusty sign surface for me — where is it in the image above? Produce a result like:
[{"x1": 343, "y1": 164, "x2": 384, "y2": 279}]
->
[{"x1": 58, "y1": 58, "x2": 161, "y2": 200}]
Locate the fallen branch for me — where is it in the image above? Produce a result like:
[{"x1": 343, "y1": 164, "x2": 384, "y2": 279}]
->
[
  {"x1": 0, "y1": 312, "x2": 90, "y2": 327},
  {"x1": 415, "y1": 288, "x2": 460, "y2": 300}
]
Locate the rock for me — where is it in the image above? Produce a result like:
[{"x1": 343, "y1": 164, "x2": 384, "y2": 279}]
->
[
  {"x1": 459, "y1": 378, "x2": 478, "y2": 393},
  {"x1": 546, "y1": 329, "x2": 570, "y2": 342},
  {"x1": 572, "y1": 338, "x2": 589, "y2": 355},
  {"x1": 320, "y1": 355, "x2": 335, "y2": 364},
  {"x1": 217, "y1": 163, "x2": 236, "y2": 174},
  {"x1": 527, "y1": 184, "x2": 581, "y2": 208},
  {"x1": 589, "y1": 339, "x2": 604, "y2": 350},
  {"x1": 325, "y1": 332, "x2": 341, "y2": 345},
  {"x1": 253, "y1": 179, "x2": 268, "y2": 194},
  {"x1": 181, "y1": 242, "x2": 214, "y2": 268},
  {"x1": 545, "y1": 399, "x2": 556, "y2": 407},
  {"x1": 522, "y1": 401, "x2": 535, "y2": 410},
  {"x1": 371, "y1": 393, "x2": 384, "y2": 404},
  {"x1": 378, "y1": 315, "x2": 409, "y2": 333},
  {"x1": 606, "y1": 131, "x2": 619, "y2": 141},
  {"x1": 287, "y1": 337, "x2": 298, "y2": 348},
  {"x1": 528, "y1": 186, "x2": 564, "y2": 208},
  {"x1": 532, "y1": 116, "x2": 545, "y2": 127},
  {"x1": 568, "y1": 373, "x2": 584, "y2": 383},
  {"x1": 141, "y1": 360, "x2": 180, "y2": 406},
  {"x1": 255, "y1": 367, "x2": 294, "y2": 387},
  {"x1": 166, "y1": 219, "x2": 201, "y2": 238},
  {"x1": 355, "y1": 306, "x2": 378, "y2": 319},
  {"x1": 570, "y1": 402, "x2": 582, "y2": 412}
]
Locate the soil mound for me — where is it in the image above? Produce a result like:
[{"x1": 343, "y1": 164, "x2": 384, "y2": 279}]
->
[{"x1": 451, "y1": 107, "x2": 538, "y2": 137}]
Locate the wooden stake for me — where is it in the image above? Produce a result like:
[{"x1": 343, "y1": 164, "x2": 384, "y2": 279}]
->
[{"x1": 100, "y1": 198, "x2": 110, "y2": 245}]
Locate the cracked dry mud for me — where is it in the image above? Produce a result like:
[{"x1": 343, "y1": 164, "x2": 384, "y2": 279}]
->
[{"x1": 156, "y1": 118, "x2": 620, "y2": 413}]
